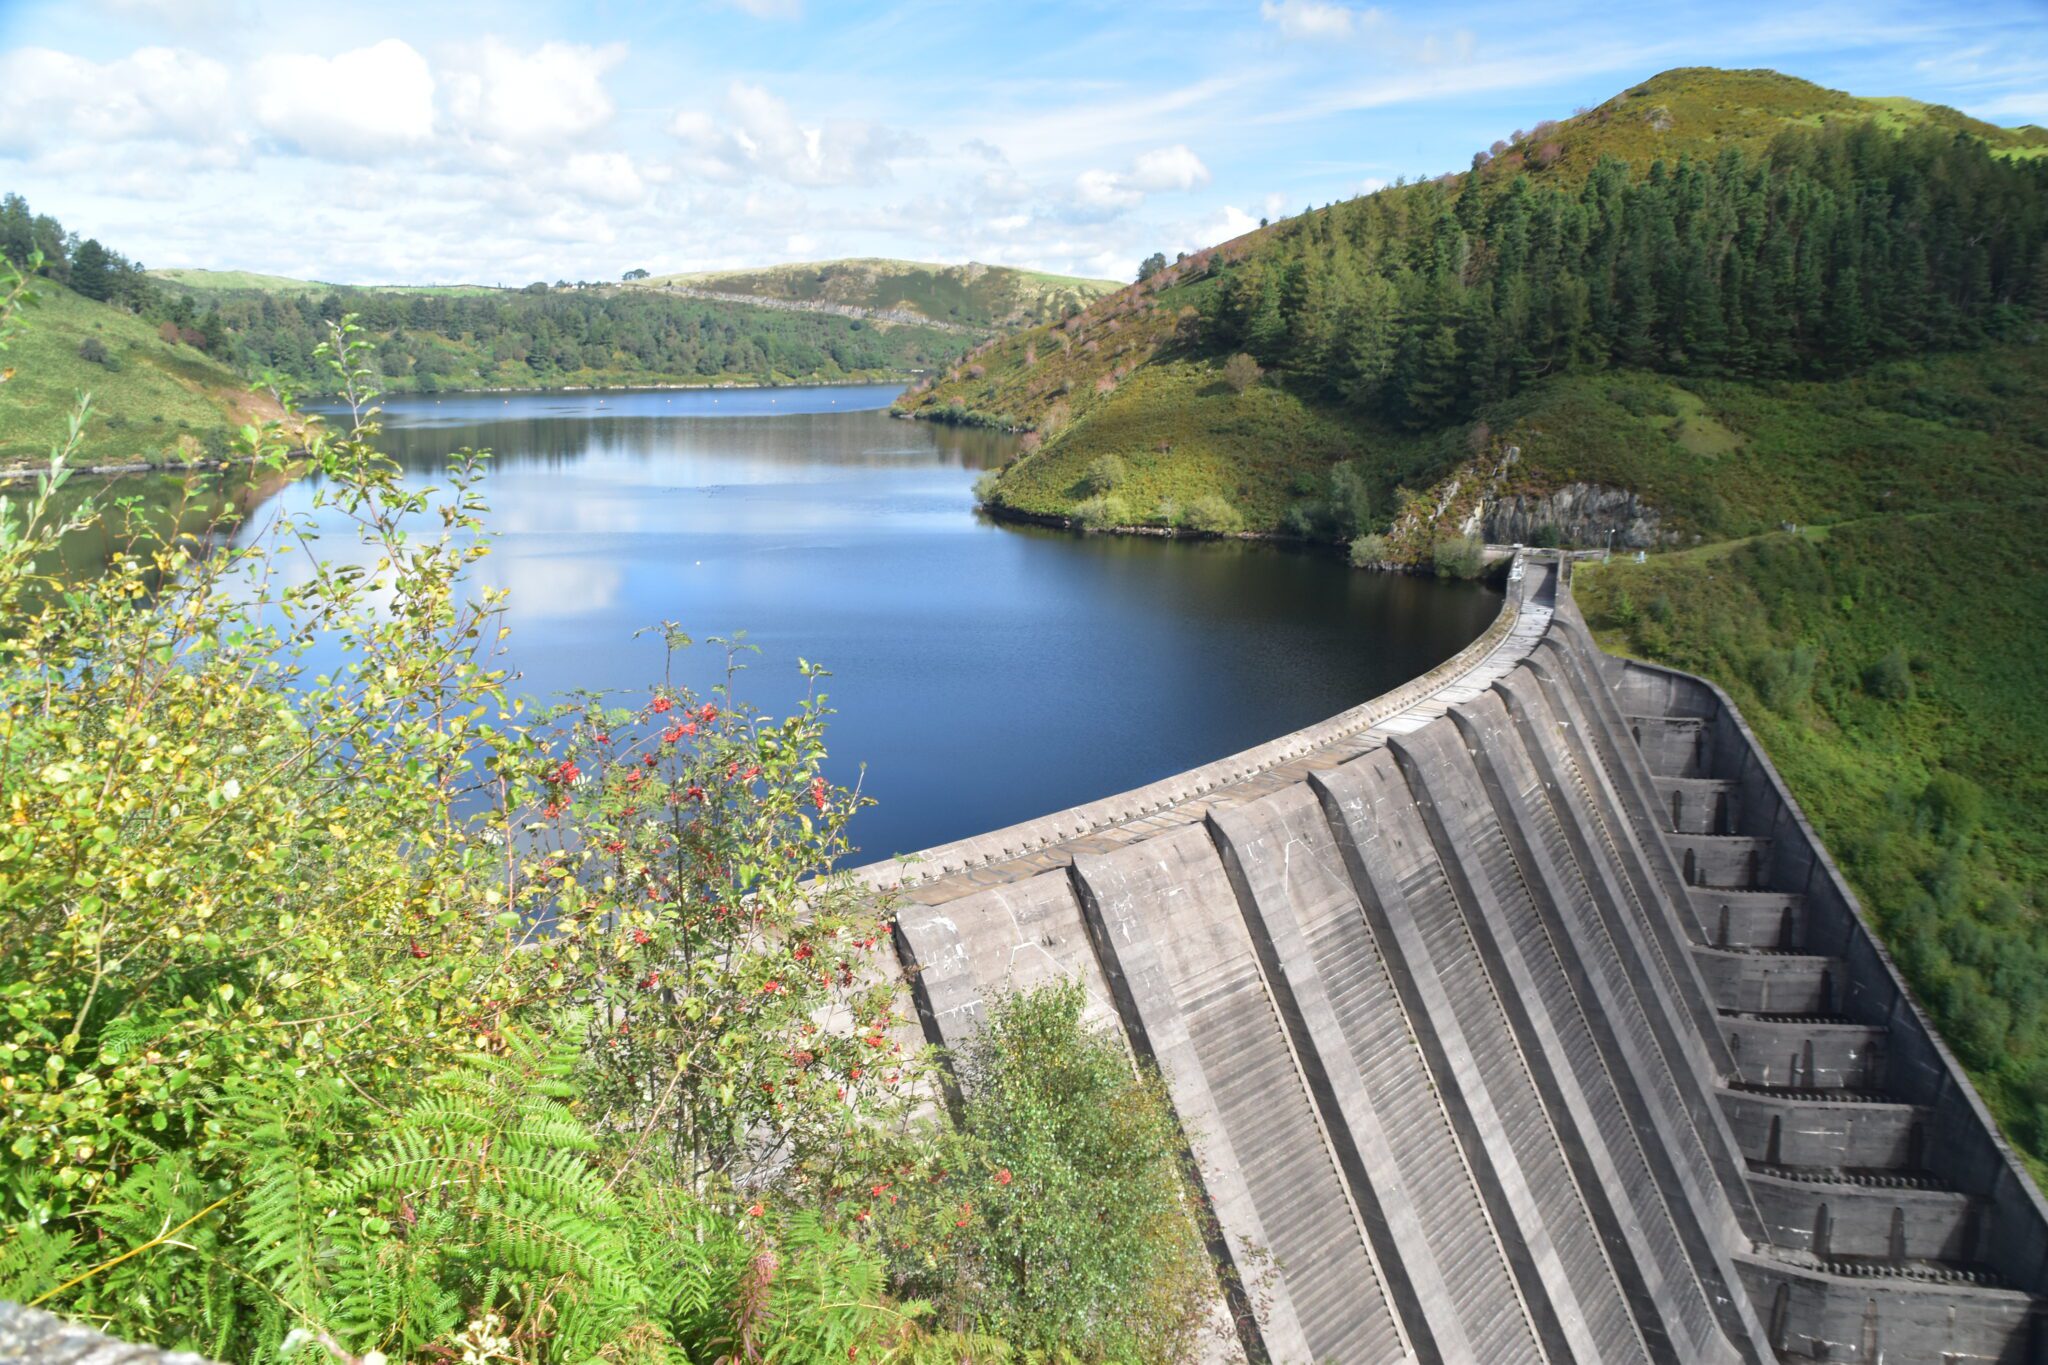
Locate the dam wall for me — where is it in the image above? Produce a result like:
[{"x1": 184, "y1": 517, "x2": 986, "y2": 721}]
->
[{"x1": 886, "y1": 554, "x2": 2048, "y2": 1363}]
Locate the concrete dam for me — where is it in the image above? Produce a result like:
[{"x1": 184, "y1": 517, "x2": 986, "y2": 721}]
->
[{"x1": 871, "y1": 555, "x2": 2048, "y2": 1364}]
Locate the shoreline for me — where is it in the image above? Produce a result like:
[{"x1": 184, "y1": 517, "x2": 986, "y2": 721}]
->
[
  {"x1": 312, "y1": 374, "x2": 919, "y2": 401},
  {"x1": 0, "y1": 451, "x2": 279, "y2": 483},
  {"x1": 3, "y1": 380, "x2": 917, "y2": 478},
  {"x1": 974, "y1": 499, "x2": 1510, "y2": 581}
]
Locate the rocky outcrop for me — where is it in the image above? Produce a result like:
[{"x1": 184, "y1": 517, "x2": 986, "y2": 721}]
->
[
  {"x1": 647, "y1": 285, "x2": 989, "y2": 336},
  {"x1": 1482, "y1": 482, "x2": 1670, "y2": 550},
  {"x1": 1389, "y1": 442, "x2": 1674, "y2": 561},
  {"x1": 0, "y1": 1302, "x2": 215, "y2": 1364}
]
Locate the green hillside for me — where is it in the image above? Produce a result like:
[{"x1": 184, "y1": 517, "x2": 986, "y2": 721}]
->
[
  {"x1": 903, "y1": 67, "x2": 2047, "y2": 545},
  {"x1": 633, "y1": 257, "x2": 1119, "y2": 330},
  {"x1": 1509, "y1": 67, "x2": 2048, "y2": 182},
  {"x1": 189, "y1": 284, "x2": 973, "y2": 396},
  {"x1": 0, "y1": 280, "x2": 283, "y2": 470}
]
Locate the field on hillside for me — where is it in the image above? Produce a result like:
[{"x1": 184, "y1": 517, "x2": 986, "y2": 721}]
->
[
  {"x1": 993, "y1": 361, "x2": 1363, "y2": 528},
  {"x1": 153, "y1": 268, "x2": 500, "y2": 297},
  {"x1": 1463, "y1": 345, "x2": 2048, "y2": 539},
  {"x1": 0, "y1": 283, "x2": 276, "y2": 469},
  {"x1": 950, "y1": 340, "x2": 2048, "y2": 550},
  {"x1": 637, "y1": 258, "x2": 1119, "y2": 330}
]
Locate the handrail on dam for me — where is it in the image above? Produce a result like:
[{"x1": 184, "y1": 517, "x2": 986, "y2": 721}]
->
[{"x1": 856, "y1": 549, "x2": 1552, "y2": 899}]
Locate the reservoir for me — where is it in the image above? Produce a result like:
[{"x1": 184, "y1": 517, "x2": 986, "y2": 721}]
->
[{"x1": 244, "y1": 384, "x2": 1500, "y2": 862}]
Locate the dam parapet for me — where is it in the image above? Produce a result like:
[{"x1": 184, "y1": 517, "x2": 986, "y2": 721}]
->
[{"x1": 884, "y1": 553, "x2": 2048, "y2": 1363}]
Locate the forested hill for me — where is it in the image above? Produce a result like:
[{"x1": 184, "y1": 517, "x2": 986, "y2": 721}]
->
[
  {"x1": 0, "y1": 196, "x2": 285, "y2": 469},
  {"x1": 162, "y1": 281, "x2": 977, "y2": 395},
  {"x1": 137, "y1": 257, "x2": 1117, "y2": 396},
  {"x1": 901, "y1": 67, "x2": 2048, "y2": 544},
  {"x1": 627, "y1": 259, "x2": 1118, "y2": 331}
]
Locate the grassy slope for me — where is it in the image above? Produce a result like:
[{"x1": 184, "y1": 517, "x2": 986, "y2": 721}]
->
[
  {"x1": 903, "y1": 67, "x2": 2046, "y2": 533},
  {"x1": 994, "y1": 361, "x2": 1374, "y2": 527},
  {"x1": 1432, "y1": 346, "x2": 2047, "y2": 540},
  {"x1": 634, "y1": 258, "x2": 1120, "y2": 330},
  {"x1": 0, "y1": 282, "x2": 282, "y2": 469},
  {"x1": 1510, "y1": 67, "x2": 2048, "y2": 182}
]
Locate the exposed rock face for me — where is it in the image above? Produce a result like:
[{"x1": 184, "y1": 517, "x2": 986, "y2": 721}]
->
[
  {"x1": 1482, "y1": 482, "x2": 1669, "y2": 549},
  {"x1": 0, "y1": 1302, "x2": 216, "y2": 1364}
]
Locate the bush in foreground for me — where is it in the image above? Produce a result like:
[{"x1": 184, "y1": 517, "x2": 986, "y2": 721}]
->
[
  {"x1": 0, "y1": 288, "x2": 924, "y2": 1361},
  {"x1": 878, "y1": 984, "x2": 1219, "y2": 1363},
  {"x1": 0, "y1": 266, "x2": 1216, "y2": 1361}
]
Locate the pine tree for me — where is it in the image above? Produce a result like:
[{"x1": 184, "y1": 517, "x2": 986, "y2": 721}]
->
[{"x1": 69, "y1": 238, "x2": 112, "y2": 301}]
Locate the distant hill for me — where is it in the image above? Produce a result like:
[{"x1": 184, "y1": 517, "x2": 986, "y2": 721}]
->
[
  {"x1": 0, "y1": 280, "x2": 284, "y2": 470},
  {"x1": 629, "y1": 258, "x2": 1120, "y2": 331},
  {"x1": 150, "y1": 268, "x2": 499, "y2": 298}
]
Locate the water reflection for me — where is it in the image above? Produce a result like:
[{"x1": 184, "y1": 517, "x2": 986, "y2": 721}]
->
[{"x1": 47, "y1": 384, "x2": 1499, "y2": 861}]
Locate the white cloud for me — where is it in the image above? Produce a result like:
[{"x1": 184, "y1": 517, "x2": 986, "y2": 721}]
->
[
  {"x1": 0, "y1": 46, "x2": 239, "y2": 153},
  {"x1": 1967, "y1": 90, "x2": 2048, "y2": 121},
  {"x1": 1070, "y1": 144, "x2": 1211, "y2": 217},
  {"x1": 670, "y1": 81, "x2": 923, "y2": 186},
  {"x1": 1259, "y1": 0, "x2": 1373, "y2": 40},
  {"x1": 528, "y1": 205, "x2": 617, "y2": 245},
  {"x1": 444, "y1": 39, "x2": 623, "y2": 148},
  {"x1": 560, "y1": 151, "x2": 648, "y2": 206},
  {"x1": 251, "y1": 39, "x2": 435, "y2": 158},
  {"x1": 1127, "y1": 144, "x2": 1211, "y2": 192},
  {"x1": 1074, "y1": 168, "x2": 1142, "y2": 212}
]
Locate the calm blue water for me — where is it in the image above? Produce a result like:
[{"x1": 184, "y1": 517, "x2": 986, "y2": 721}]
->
[{"x1": 248, "y1": 384, "x2": 1498, "y2": 862}]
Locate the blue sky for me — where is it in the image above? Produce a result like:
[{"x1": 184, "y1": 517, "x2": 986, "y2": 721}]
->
[{"x1": 1, "y1": 0, "x2": 2043, "y2": 285}]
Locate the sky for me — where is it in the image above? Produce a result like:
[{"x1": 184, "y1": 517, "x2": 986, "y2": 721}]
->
[{"x1": 1, "y1": 0, "x2": 2044, "y2": 287}]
